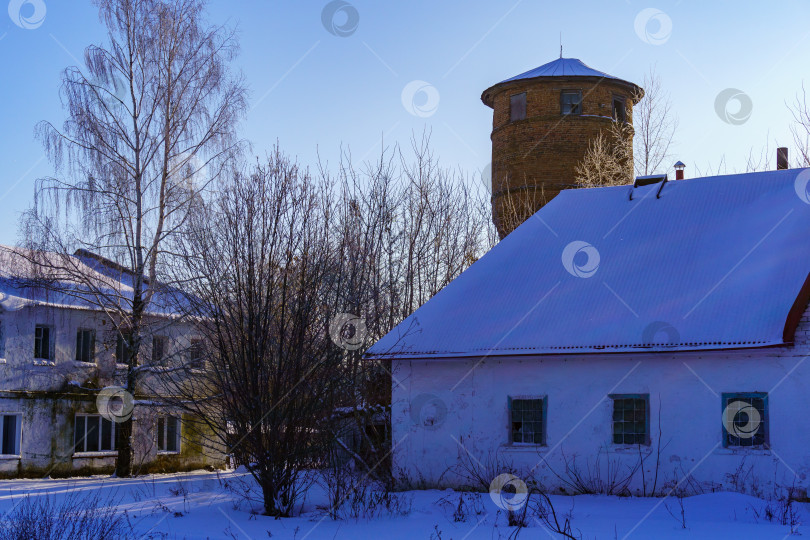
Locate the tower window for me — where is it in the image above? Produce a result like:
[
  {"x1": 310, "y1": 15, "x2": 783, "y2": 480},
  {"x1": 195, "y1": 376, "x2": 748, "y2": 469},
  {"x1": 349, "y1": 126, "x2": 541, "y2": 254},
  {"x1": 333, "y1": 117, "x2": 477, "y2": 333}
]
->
[
  {"x1": 560, "y1": 91, "x2": 582, "y2": 115},
  {"x1": 510, "y1": 92, "x2": 526, "y2": 122},
  {"x1": 612, "y1": 97, "x2": 627, "y2": 123}
]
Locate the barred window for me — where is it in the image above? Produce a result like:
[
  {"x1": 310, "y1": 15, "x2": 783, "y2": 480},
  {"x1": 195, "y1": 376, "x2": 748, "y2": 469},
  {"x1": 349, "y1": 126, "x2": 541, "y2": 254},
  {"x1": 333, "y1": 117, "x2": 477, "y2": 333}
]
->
[
  {"x1": 611, "y1": 395, "x2": 649, "y2": 445},
  {"x1": 509, "y1": 397, "x2": 546, "y2": 445},
  {"x1": 722, "y1": 393, "x2": 767, "y2": 448}
]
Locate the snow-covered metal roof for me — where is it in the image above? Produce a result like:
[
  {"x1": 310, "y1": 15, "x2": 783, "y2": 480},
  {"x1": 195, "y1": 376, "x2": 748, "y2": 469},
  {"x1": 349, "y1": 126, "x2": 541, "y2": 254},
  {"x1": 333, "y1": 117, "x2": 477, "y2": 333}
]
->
[
  {"x1": 366, "y1": 168, "x2": 810, "y2": 360},
  {"x1": 500, "y1": 57, "x2": 621, "y2": 84},
  {"x1": 0, "y1": 247, "x2": 188, "y2": 317},
  {"x1": 481, "y1": 57, "x2": 642, "y2": 108}
]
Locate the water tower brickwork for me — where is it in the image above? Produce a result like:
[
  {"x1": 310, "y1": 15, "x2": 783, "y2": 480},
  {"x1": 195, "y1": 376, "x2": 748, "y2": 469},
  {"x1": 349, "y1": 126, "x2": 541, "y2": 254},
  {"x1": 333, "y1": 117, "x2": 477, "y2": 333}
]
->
[{"x1": 482, "y1": 58, "x2": 643, "y2": 238}]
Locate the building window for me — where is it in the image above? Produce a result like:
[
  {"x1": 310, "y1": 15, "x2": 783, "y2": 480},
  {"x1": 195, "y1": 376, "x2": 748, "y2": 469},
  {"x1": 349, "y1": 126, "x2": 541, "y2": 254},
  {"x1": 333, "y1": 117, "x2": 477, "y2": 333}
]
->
[
  {"x1": 722, "y1": 393, "x2": 768, "y2": 448},
  {"x1": 560, "y1": 90, "x2": 582, "y2": 115},
  {"x1": 34, "y1": 325, "x2": 53, "y2": 360},
  {"x1": 612, "y1": 96, "x2": 627, "y2": 123},
  {"x1": 0, "y1": 414, "x2": 21, "y2": 456},
  {"x1": 0, "y1": 317, "x2": 6, "y2": 359},
  {"x1": 116, "y1": 331, "x2": 133, "y2": 364},
  {"x1": 509, "y1": 396, "x2": 546, "y2": 445},
  {"x1": 188, "y1": 339, "x2": 204, "y2": 369},
  {"x1": 74, "y1": 414, "x2": 118, "y2": 453},
  {"x1": 152, "y1": 336, "x2": 167, "y2": 366},
  {"x1": 510, "y1": 92, "x2": 527, "y2": 122},
  {"x1": 611, "y1": 394, "x2": 649, "y2": 445},
  {"x1": 157, "y1": 415, "x2": 181, "y2": 453},
  {"x1": 75, "y1": 329, "x2": 96, "y2": 363}
]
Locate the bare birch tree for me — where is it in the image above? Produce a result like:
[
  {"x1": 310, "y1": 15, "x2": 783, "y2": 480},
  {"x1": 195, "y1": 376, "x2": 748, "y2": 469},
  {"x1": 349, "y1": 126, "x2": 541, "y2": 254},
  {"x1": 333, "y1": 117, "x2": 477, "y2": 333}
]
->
[
  {"x1": 633, "y1": 68, "x2": 678, "y2": 176},
  {"x1": 22, "y1": 0, "x2": 246, "y2": 477}
]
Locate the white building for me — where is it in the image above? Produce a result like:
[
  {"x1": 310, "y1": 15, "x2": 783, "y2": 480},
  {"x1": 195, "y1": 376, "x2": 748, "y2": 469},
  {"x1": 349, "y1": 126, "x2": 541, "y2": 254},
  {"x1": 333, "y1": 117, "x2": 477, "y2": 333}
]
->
[
  {"x1": 368, "y1": 168, "x2": 810, "y2": 496},
  {"x1": 0, "y1": 248, "x2": 224, "y2": 477}
]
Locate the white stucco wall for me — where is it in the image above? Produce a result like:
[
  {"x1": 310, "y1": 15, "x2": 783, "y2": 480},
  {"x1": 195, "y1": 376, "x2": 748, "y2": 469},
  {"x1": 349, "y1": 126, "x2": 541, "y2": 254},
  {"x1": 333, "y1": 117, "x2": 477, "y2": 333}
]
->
[
  {"x1": 392, "y1": 305, "x2": 810, "y2": 495},
  {"x1": 0, "y1": 304, "x2": 222, "y2": 476}
]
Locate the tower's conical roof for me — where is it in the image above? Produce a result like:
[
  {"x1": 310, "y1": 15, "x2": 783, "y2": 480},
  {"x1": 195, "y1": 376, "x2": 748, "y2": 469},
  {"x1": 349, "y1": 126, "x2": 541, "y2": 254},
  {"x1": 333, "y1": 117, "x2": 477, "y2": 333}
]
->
[
  {"x1": 482, "y1": 57, "x2": 642, "y2": 108},
  {"x1": 500, "y1": 57, "x2": 621, "y2": 83}
]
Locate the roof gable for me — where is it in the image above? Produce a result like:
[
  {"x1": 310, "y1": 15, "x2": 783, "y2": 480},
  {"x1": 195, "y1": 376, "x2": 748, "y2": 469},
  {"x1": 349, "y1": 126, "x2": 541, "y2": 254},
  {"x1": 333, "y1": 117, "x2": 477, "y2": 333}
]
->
[{"x1": 366, "y1": 169, "x2": 810, "y2": 359}]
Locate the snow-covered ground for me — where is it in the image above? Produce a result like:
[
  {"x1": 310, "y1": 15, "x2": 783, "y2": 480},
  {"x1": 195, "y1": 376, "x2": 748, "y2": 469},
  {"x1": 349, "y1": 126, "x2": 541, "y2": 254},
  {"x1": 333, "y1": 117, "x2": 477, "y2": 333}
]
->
[{"x1": 0, "y1": 470, "x2": 804, "y2": 539}]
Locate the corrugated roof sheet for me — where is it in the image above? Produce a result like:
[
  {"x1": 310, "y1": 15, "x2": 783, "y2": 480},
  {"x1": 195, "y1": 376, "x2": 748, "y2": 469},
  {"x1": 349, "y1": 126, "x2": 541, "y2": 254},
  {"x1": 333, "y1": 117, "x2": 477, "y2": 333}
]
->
[
  {"x1": 366, "y1": 168, "x2": 810, "y2": 359},
  {"x1": 500, "y1": 57, "x2": 622, "y2": 84}
]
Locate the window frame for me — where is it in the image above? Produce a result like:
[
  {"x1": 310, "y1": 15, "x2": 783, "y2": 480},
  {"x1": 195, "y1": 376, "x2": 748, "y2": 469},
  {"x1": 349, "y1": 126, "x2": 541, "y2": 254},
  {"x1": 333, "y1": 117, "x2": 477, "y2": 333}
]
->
[
  {"x1": 74, "y1": 414, "x2": 118, "y2": 455},
  {"x1": 157, "y1": 415, "x2": 182, "y2": 454},
  {"x1": 75, "y1": 328, "x2": 96, "y2": 363},
  {"x1": 509, "y1": 92, "x2": 527, "y2": 122},
  {"x1": 560, "y1": 90, "x2": 583, "y2": 115},
  {"x1": 151, "y1": 335, "x2": 168, "y2": 366},
  {"x1": 609, "y1": 393, "x2": 651, "y2": 446},
  {"x1": 34, "y1": 324, "x2": 53, "y2": 360},
  {"x1": 116, "y1": 330, "x2": 134, "y2": 364},
  {"x1": 721, "y1": 392, "x2": 769, "y2": 449},
  {"x1": 0, "y1": 413, "x2": 22, "y2": 457},
  {"x1": 508, "y1": 395, "x2": 547, "y2": 446},
  {"x1": 0, "y1": 316, "x2": 6, "y2": 360},
  {"x1": 612, "y1": 95, "x2": 627, "y2": 123},
  {"x1": 188, "y1": 339, "x2": 204, "y2": 370}
]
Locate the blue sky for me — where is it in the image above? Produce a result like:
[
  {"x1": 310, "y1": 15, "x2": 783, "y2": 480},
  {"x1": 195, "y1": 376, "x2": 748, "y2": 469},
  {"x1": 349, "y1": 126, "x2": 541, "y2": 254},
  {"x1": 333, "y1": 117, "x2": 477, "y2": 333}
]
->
[{"x1": 1, "y1": 1, "x2": 809, "y2": 245}]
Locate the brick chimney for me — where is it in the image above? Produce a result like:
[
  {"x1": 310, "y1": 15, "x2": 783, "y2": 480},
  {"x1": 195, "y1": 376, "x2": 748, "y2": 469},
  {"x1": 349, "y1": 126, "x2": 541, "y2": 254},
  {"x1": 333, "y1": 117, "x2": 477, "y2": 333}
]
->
[
  {"x1": 777, "y1": 147, "x2": 789, "y2": 170},
  {"x1": 674, "y1": 161, "x2": 685, "y2": 180}
]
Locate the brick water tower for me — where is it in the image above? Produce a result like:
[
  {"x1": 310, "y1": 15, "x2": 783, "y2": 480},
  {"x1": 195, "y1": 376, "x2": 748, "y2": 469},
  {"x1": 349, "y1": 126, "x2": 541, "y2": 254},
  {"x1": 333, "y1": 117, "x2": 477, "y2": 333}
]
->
[{"x1": 482, "y1": 57, "x2": 643, "y2": 237}]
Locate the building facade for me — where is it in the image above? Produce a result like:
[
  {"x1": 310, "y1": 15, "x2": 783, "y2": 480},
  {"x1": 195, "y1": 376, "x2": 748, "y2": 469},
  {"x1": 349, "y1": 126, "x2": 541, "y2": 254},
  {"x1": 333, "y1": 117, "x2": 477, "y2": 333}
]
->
[
  {"x1": 0, "y1": 249, "x2": 225, "y2": 478},
  {"x1": 369, "y1": 168, "x2": 810, "y2": 496}
]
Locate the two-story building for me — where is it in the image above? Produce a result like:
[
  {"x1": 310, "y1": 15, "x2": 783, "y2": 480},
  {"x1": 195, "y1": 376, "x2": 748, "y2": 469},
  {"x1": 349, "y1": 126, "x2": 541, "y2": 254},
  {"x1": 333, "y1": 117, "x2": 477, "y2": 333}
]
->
[{"x1": 0, "y1": 247, "x2": 225, "y2": 477}]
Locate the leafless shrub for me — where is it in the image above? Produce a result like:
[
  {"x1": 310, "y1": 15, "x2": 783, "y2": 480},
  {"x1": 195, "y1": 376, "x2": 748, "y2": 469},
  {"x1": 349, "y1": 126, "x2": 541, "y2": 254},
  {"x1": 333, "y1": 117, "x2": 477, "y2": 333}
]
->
[
  {"x1": 506, "y1": 488, "x2": 580, "y2": 540},
  {"x1": 436, "y1": 492, "x2": 485, "y2": 523},
  {"x1": 543, "y1": 447, "x2": 643, "y2": 496},
  {"x1": 575, "y1": 121, "x2": 634, "y2": 188},
  {"x1": 449, "y1": 446, "x2": 520, "y2": 492},
  {"x1": 0, "y1": 490, "x2": 133, "y2": 540},
  {"x1": 319, "y1": 477, "x2": 412, "y2": 521},
  {"x1": 664, "y1": 491, "x2": 687, "y2": 529}
]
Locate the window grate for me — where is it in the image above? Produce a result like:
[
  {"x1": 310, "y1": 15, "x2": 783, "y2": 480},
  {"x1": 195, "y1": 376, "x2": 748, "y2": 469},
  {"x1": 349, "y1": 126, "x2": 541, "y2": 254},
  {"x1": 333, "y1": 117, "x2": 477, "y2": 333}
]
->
[
  {"x1": 510, "y1": 397, "x2": 545, "y2": 445},
  {"x1": 723, "y1": 393, "x2": 768, "y2": 448},
  {"x1": 611, "y1": 396, "x2": 648, "y2": 445}
]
